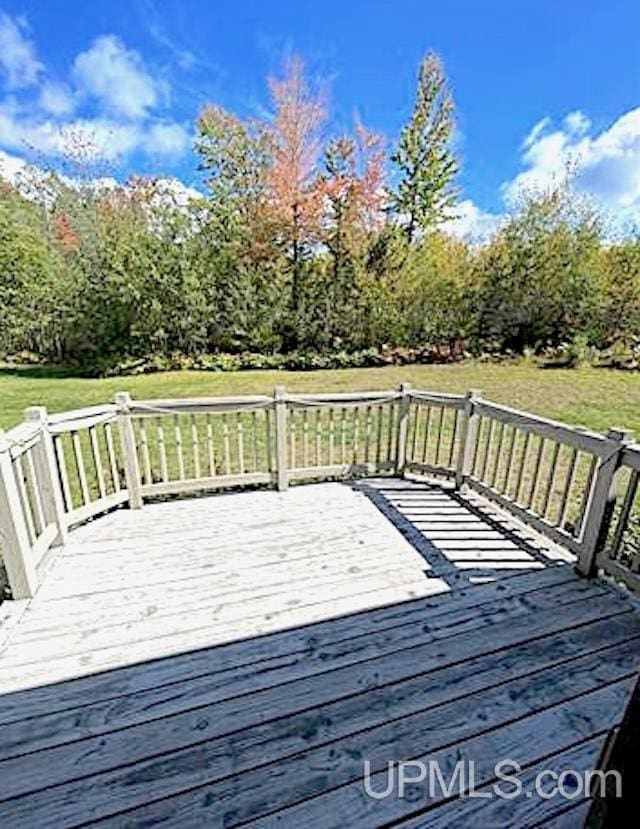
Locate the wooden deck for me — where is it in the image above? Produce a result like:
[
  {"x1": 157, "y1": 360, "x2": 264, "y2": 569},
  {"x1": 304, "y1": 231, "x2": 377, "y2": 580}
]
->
[{"x1": 0, "y1": 478, "x2": 639, "y2": 827}]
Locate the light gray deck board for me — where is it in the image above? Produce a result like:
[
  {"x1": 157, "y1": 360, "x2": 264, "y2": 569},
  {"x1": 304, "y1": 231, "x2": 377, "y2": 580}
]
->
[{"x1": 0, "y1": 479, "x2": 637, "y2": 827}]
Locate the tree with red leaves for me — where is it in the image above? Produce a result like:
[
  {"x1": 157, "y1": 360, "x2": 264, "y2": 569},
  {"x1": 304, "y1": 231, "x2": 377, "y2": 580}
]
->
[{"x1": 266, "y1": 56, "x2": 326, "y2": 316}]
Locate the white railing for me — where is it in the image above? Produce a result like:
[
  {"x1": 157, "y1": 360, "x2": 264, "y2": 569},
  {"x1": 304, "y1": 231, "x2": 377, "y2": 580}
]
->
[{"x1": 0, "y1": 385, "x2": 637, "y2": 598}]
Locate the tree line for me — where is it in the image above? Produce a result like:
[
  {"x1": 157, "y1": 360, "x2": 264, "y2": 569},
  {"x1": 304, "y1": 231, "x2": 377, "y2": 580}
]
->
[{"x1": 1, "y1": 53, "x2": 639, "y2": 373}]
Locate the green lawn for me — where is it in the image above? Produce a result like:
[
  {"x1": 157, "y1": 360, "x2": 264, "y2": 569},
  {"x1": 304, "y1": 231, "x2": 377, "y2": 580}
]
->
[{"x1": 1, "y1": 361, "x2": 639, "y2": 436}]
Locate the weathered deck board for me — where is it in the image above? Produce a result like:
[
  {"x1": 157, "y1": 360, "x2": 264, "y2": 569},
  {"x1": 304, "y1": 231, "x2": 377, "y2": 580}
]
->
[{"x1": 0, "y1": 479, "x2": 637, "y2": 827}]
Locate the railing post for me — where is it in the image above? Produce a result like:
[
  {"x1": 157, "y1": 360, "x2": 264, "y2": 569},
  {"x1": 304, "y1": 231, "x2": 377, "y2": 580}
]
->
[
  {"x1": 24, "y1": 407, "x2": 68, "y2": 546},
  {"x1": 0, "y1": 431, "x2": 38, "y2": 599},
  {"x1": 576, "y1": 427, "x2": 633, "y2": 578},
  {"x1": 273, "y1": 386, "x2": 289, "y2": 491},
  {"x1": 114, "y1": 392, "x2": 143, "y2": 509},
  {"x1": 456, "y1": 389, "x2": 482, "y2": 489},
  {"x1": 395, "y1": 382, "x2": 411, "y2": 476}
]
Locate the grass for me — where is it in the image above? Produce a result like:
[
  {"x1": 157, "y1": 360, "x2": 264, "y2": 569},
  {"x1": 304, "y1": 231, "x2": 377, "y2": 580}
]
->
[{"x1": 1, "y1": 360, "x2": 639, "y2": 436}]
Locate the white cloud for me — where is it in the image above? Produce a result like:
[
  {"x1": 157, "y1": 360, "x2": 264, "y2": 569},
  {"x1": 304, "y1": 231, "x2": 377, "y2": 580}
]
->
[
  {"x1": 146, "y1": 122, "x2": 191, "y2": 158},
  {"x1": 0, "y1": 20, "x2": 190, "y2": 169},
  {"x1": 0, "y1": 147, "x2": 26, "y2": 182},
  {"x1": 72, "y1": 35, "x2": 164, "y2": 119},
  {"x1": 0, "y1": 13, "x2": 42, "y2": 89},
  {"x1": 503, "y1": 108, "x2": 640, "y2": 226},
  {"x1": 448, "y1": 107, "x2": 640, "y2": 243},
  {"x1": 0, "y1": 98, "x2": 189, "y2": 165},
  {"x1": 443, "y1": 199, "x2": 503, "y2": 243},
  {"x1": 39, "y1": 82, "x2": 74, "y2": 117}
]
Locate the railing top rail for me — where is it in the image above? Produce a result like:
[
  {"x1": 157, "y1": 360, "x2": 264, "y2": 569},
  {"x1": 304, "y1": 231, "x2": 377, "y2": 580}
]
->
[
  {"x1": 47, "y1": 404, "x2": 118, "y2": 425},
  {"x1": 475, "y1": 399, "x2": 615, "y2": 458},
  {"x1": 0, "y1": 421, "x2": 42, "y2": 458},
  {"x1": 128, "y1": 395, "x2": 274, "y2": 416},
  {"x1": 409, "y1": 390, "x2": 467, "y2": 408},
  {"x1": 284, "y1": 390, "x2": 402, "y2": 407},
  {"x1": 47, "y1": 404, "x2": 119, "y2": 434}
]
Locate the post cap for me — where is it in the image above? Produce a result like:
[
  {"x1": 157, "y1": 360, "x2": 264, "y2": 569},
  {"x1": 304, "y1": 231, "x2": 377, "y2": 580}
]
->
[
  {"x1": 114, "y1": 392, "x2": 133, "y2": 409},
  {"x1": 24, "y1": 406, "x2": 47, "y2": 422}
]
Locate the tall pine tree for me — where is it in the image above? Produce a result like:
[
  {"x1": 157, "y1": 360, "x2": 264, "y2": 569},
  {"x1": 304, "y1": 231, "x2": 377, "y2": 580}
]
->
[{"x1": 392, "y1": 52, "x2": 458, "y2": 242}]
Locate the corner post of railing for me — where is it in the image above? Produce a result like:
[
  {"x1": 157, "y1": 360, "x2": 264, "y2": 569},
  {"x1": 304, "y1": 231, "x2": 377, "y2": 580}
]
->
[
  {"x1": 114, "y1": 392, "x2": 143, "y2": 509},
  {"x1": 0, "y1": 430, "x2": 38, "y2": 599},
  {"x1": 576, "y1": 427, "x2": 633, "y2": 578},
  {"x1": 395, "y1": 383, "x2": 411, "y2": 477},
  {"x1": 273, "y1": 386, "x2": 289, "y2": 491},
  {"x1": 24, "y1": 406, "x2": 68, "y2": 546},
  {"x1": 456, "y1": 389, "x2": 482, "y2": 489}
]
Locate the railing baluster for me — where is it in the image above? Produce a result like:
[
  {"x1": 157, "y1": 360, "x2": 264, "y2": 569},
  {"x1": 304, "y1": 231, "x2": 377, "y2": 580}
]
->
[
  {"x1": 315, "y1": 409, "x2": 322, "y2": 467},
  {"x1": 364, "y1": 405, "x2": 372, "y2": 465},
  {"x1": 353, "y1": 406, "x2": 361, "y2": 464},
  {"x1": 513, "y1": 432, "x2": 531, "y2": 502},
  {"x1": 236, "y1": 413, "x2": 244, "y2": 475},
  {"x1": 71, "y1": 431, "x2": 90, "y2": 506},
  {"x1": 471, "y1": 416, "x2": 484, "y2": 477},
  {"x1": 479, "y1": 417, "x2": 494, "y2": 482},
  {"x1": 422, "y1": 406, "x2": 432, "y2": 462},
  {"x1": 526, "y1": 436, "x2": 545, "y2": 509},
  {"x1": 104, "y1": 422, "x2": 121, "y2": 492},
  {"x1": 434, "y1": 405, "x2": 445, "y2": 467},
  {"x1": 89, "y1": 426, "x2": 106, "y2": 499},
  {"x1": 54, "y1": 435, "x2": 73, "y2": 510},
  {"x1": 24, "y1": 449, "x2": 46, "y2": 535},
  {"x1": 139, "y1": 420, "x2": 152, "y2": 486},
  {"x1": 490, "y1": 421, "x2": 505, "y2": 488},
  {"x1": 289, "y1": 412, "x2": 296, "y2": 469},
  {"x1": 501, "y1": 425, "x2": 517, "y2": 494},
  {"x1": 386, "y1": 403, "x2": 395, "y2": 462},
  {"x1": 329, "y1": 408, "x2": 335, "y2": 465},
  {"x1": 448, "y1": 408, "x2": 459, "y2": 468},
  {"x1": 13, "y1": 457, "x2": 35, "y2": 543},
  {"x1": 375, "y1": 405, "x2": 383, "y2": 467},
  {"x1": 205, "y1": 414, "x2": 216, "y2": 476},
  {"x1": 157, "y1": 417, "x2": 168, "y2": 482},
  {"x1": 341, "y1": 407, "x2": 347, "y2": 463},
  {"x1": 410, "y1": 403, "x2": 420, "y2": 464},
  {"x1": 264, "y1": 409, "x2": 273, "y2": 473},
  {"x1": 558, "y1": 448, "x2": 578, "y2": 528},
  {"x1": 14, "y1": 455, "x2": 36, "y2": 543},
  {"x1": 514, "y1": 431, "x2": 531, "y2": 503},
  {"x1": 192, "y1": 415, "x2": 202, "y2": 479},
  {"x1": 175, "y1": 414, "x2": 185, "y2": 480},
  {"x1": 542, "y1": 442, "x2": 560, "y2": 519},
  {"x1": 222, "y1": 414, "x2": 231, "y2": 475},
  {"x1": 251, "y1": 411, "x2": 259, "y2": 472},
  {"x1": 302, "y1": 409, "x2": 309, "y2": 467}
]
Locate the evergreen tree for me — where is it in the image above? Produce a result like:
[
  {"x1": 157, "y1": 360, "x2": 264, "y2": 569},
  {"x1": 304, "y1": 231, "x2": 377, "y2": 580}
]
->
[{"x1": 391, "y1": 52, "x2": 458, "y2": 242}]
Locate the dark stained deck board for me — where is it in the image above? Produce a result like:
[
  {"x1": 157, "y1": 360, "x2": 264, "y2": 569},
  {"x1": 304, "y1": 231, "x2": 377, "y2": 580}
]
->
[
  {"x1": 0, "y1": 480, "x2": 637, "y2": 827},
  {"x1": 0, "y1": 579, "x2": 616, "y2": 762}
]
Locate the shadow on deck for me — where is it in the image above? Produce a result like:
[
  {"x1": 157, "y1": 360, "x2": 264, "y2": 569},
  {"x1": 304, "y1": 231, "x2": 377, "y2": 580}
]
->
[{"x1": 0, "y1": 479, "x2": 638, "y2": 827}]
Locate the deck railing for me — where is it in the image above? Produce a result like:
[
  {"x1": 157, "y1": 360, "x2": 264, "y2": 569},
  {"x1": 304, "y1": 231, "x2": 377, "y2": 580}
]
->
[{"x1": 0, "y1": 385, "x2": 638, "y2": 598}]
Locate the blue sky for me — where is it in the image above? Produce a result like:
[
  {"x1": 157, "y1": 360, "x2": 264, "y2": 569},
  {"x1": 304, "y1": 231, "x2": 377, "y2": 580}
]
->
[{"x1": 1, "y1": 0, "x2": 640, "y2": 236}]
